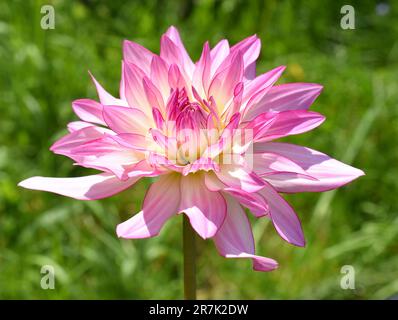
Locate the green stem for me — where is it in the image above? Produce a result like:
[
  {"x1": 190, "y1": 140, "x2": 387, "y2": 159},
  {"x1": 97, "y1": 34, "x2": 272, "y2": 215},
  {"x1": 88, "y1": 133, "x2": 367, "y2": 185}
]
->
[{"x1": 183, "y1": 215, "x2": 196, "y2": 300}]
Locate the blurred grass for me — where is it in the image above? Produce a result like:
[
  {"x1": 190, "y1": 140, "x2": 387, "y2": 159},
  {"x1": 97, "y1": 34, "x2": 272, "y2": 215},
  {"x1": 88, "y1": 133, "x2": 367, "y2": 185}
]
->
[{"x1": 1, "y1": 0, "x2": 398, "y2": 299}]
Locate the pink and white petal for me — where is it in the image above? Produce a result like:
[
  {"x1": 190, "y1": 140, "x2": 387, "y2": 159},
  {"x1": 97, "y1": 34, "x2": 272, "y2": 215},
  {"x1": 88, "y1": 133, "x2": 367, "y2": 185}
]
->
[
  {"x1": 143, "y1": 76, "x2": 165, "y2": 111},
  {"x1": 179, "y1": 173, "x2": 226, "y2": 239},
  {"x1": 150, "y1": 56, "x2": 170, "y2": 100},
  {"x1": 18, "y1": 173, "x2": 139, "y2": 200},
  {"x1": 210, "y1": 39, "x2": 230, "y2": 78},
  {"x1": 89, "y1": 72, "x2": 128, "y2": 107},
  {"x1": 259, "y1": 182, "x2": 305, "y2": 247},
  {"x1": 252, "y1": 152, "x2": 310, "y2": 176},
  {"x1": 164, "y1": 26, "x2": 195, "y2": 77},
  {"x1": 241, "y1": 66, "x2": 286, "y2": 113},
  {"x1": 103, "y1": 105, "x2": 151, "y2": 135},
  {"x1": 215, "y1": 163, "x2": 265, "y2": 193},
  {"x1": 72, "y1": 99, "x2": 106, "y2": 125},
  {"x1": 245, "y1": 83, "x2": 323, "y2": 120},
  {"x1": 204, "y1": 172, "x2": 268, "y2": 217},
  {"x1": 192, "y1": 42, "x2": 211, "y2": 97},
  {"x1": 209, "y1": 51, "x2": 244, "y2": 109},
  {"x1": 247, "y1": 110, "x2": 325, "y2": 142},
  {"x1": 224, "y1": 187, "x2": 268, "y2": 217},
  {"x1": 253, "y1": 142, "x2": 365, "y2": 192},
  {"x1": 230, "y1": 35, "x2": 261, "y2": 79},
  {"x1": 168, "y1": 64, "x2": 187, "y2": 90},
  {"x1": 116, "y1": 173, "x2": 180, "y2": 239},
  {"x1": 67, "y1": 121, "x2": 94, "y2": 132},
  {"x1": 123, "y1": 61, "x2": 152, "y2": 115},
  {"x1": 109, "y1": 133, "x2": 150, "y2": 152},
  {"x1": 123, "y1": 40, "x2": 155, "y2": 75},
  {"x1": 213, "y1": 195, "x2": 278, "y2": 272},
  {"x1": 70, "y1": 136, "x2": 143, "y2": 180},
  {"x1": 50, "y1": 126, "x2": 111, "y2": 157}
]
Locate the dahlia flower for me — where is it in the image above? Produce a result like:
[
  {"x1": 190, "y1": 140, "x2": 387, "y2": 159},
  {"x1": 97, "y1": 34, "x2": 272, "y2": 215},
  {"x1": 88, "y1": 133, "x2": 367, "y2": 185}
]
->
[{"x1": 19, "y1": 26, "x2": 364, "y2": 273}]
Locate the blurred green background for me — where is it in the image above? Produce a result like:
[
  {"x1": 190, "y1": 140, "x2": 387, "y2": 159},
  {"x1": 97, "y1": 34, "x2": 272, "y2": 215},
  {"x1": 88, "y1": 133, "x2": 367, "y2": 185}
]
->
[{"x1": 1, "y1": 0, "x2": 397, "y2": 299}]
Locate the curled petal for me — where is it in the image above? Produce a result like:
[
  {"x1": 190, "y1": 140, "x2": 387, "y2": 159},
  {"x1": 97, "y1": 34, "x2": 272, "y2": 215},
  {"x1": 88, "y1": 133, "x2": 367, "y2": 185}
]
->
[
  {"x1": 260, "y1": 182, "x2": 305, "y2": 247},
  {"x1": 215, "y1": 163, "x2": 265, "y2": 193},
  {"x1": 213, "y1": 195, "x2": 278, "y2": 272}
]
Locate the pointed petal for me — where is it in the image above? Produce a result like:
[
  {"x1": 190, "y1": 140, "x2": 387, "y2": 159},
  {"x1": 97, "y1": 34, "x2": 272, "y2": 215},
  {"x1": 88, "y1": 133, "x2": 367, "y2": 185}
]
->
[
  {"x1": 241, "y1": 66, "x2": 286, "y2": 113},
  {"x1": 123, "y1": 40, "x2": 155, "y2": 75},
  {"x1": 253, "y1": 142, "x2": 365, "y2": 192},
  {"x1": 245, "y1": 83, "x2": 323, "y2": 120},
  {"x1": 213, "y1": 195, "x2": 278, "y2": 272},
  {"x1": 72, "y1": 99, "x2": 106, "y2": 125},
  {"x1": 164, "y1": 26, "x2": 195, "y2": 77},
  {"x1": 67, "y1": 121, "x2": 93, "y2": 132},
  {"x1": 246, "y1": 110, "x2": 325, "y2": 142},
  {"x1": 89, "y1": 72, "x2": 127, "y2": 107},
  {"x1": 116, "y1": 173, "x2": 180, "y2": 238},
  {"x1": 259, "y1": 182, "x2": 305, "y2": 246},
  {"x1": 50, "y1": 126, "x2": 111, "y2": 157},
  {"x1": 103, "y1": 105, "x2": 151, "y2": 135},
  {"x1": 18, "y1": 173, "x2": 139, "y2": 200},
  {"x1": 123, "y1": 61, "x2": 152, "y2": 115},
  {"x1": 150, "y1": 56, "x2": 170, "y2": 100}
]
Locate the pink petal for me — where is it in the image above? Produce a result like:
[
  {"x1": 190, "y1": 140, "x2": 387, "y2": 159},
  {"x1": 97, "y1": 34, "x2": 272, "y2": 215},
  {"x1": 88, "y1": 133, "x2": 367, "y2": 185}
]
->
[
  {"x1": 150, "y1": 56, "x2": 170, "y2": 100},
  {"x1": 215, "y1": 163, "x2": 265, "y2": 193},
  {"x1": 72, "y1": 99, "x2": 106, "y2": 125},
  {"x1": 122, "y1": 61, "x2": 152, "y2": 115},
  {"x1": 245, "y1": 83, "x2": 323, "y2": 120},
  {"x1": 18, "y1": 173, "x2": 139, "y2": 200},
  {"x1": 103, "y1": 105, "x2": 151, "y2": 135},
  {"x1": 209, "y1": 51, "x2": 244, "y2": 108},
  {"x1": 210, "y1": 39, "x2": 230, "y2": 78},
  {"x1": 164, "y1": 26, "x2": 195, "y2": 77},
  {"x1": 89, "y1": 72, "x2": 127, "y2": 107},
  {"x1": 67, "y1": 121, "x2": 93, "y2": 132},
  {"x1": 70, "y1": 136, "x2": 143, "y2": 180},
  {"x1": 123, "y1": 40, "x2": 155, "y2": 75},
  {"x1": 168, "y1": 64, "x2": 186, "y2": 90},
  {"x1": 253, "y1": 142, "x2": 365, "y2": 192},
  {"x1": 179, "y1": 173, "x2": 226, "y2": 239},
  {"x1": 143, "y1": 76, "x2": 165, "y2": 111},
  {"x1": 253, "y1": 152, "x2": 310, "y2": 176},
  {"x1": 204, "y1": 172, "x2": 268, "y2": 217},
  {"x1": 246, "y1": 110, "x2": 325, "y2": 142},
  {"x1": 260, "y1": 182, "x2": 305, "y2": 247},
  {"x1": 230, "y1": 35, "x2": 261, "y2": 79},
  {"x1": 50, "y1": 126, "x2": 111, "y2": 157},
  {"x1": 213, "y1": 195, "x2": 278, "y2": 272},
  {"x1": 192, "y1": 42, "x2": 211, "y2": 97},
  {"x1": 116, "y1": 173, "x2": 180, "y2": 238},
  {"x1": 241, "y1": 66, "x2": 286, "y2": 113}
]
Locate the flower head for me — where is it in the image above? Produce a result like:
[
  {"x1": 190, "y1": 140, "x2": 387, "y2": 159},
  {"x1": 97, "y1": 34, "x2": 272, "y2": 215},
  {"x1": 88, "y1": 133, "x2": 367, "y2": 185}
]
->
[{"x1": 19, "y1": 26, "x2": 364, "y2": 271}]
